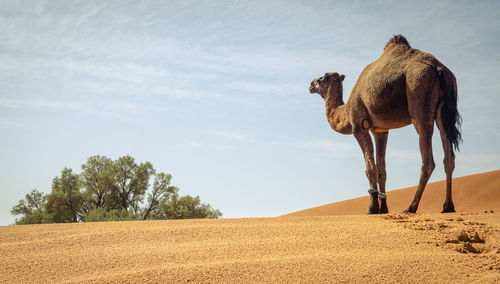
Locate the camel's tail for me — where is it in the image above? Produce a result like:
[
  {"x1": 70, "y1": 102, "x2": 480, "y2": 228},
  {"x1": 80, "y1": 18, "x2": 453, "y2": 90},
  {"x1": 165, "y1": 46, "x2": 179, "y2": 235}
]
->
[{"x1": 438, "y1": 66, "x2": 462, "y2": 151}]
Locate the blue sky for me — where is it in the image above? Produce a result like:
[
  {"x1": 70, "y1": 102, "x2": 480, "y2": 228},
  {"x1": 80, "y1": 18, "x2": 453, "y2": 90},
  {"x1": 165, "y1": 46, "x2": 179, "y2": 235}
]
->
[{"x1": 1, "y1": 0, "x2": 499, "y2": 225}]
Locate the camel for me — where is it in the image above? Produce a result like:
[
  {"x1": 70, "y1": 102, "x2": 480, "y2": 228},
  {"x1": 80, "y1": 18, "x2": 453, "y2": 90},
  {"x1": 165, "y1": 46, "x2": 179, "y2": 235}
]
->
[{"x1": 309, "y1": 35, "x2": 462, "y2": 214}]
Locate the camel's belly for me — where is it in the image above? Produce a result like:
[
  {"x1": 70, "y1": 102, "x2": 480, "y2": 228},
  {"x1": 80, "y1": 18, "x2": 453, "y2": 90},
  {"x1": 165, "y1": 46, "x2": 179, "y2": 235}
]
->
[
  {"x1": 371, "y1": 117, "x2": 412, "y2": 130},
  {"x1": 367, "y1": 102, "x2": 412, "y2": 130}
]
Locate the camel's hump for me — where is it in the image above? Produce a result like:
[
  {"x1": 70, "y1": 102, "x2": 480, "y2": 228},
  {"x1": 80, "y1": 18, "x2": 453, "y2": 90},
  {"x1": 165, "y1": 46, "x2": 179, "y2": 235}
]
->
[{"x1": 384, "y1": 34, "x2": 411, "y2": 50}]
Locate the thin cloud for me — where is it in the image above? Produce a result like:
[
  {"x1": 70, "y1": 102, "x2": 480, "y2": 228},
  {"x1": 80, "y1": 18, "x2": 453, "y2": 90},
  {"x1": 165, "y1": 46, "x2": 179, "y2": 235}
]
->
[
  {"x1": 208, "y1": 130, "x2": 246, "y2": 142},
  {"x1": 0, "y1": 120, "x2": 20, "y2": 128},
  {"x1": 0, "y1": 98, "x2": 79, "y2": 111},
  {"x1": 224, "y1": 80, "x2": 304, "y2": 95},
  {"x1": 0, "y1": 98, "x2": 172, "y2": 119}
]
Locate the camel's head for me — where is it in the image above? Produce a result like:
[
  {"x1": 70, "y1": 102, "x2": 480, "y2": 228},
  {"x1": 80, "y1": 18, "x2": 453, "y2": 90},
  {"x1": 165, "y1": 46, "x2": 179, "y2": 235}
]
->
[{"x1": 309, "y1": 72, "x2": 345, "y2": 99}]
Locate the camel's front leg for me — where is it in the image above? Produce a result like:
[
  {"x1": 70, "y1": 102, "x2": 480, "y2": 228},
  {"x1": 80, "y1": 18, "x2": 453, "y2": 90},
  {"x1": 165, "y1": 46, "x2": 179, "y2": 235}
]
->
[
  {"x1": 373, "y1": 131, "x2": 389, "y2": 214},
  {"x1": 353, "y1": 128, "x2": 379, "y2": 214}
]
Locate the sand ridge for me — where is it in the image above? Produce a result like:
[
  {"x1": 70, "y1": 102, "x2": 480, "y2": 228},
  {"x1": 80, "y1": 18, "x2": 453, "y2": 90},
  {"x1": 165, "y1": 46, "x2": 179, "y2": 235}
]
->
[
  {"x1": 1, "y1": 213, "x2": 499, "y2": 283},
  {"x1": 283, "y1": 170, "x2": 500, "y2": 217}
]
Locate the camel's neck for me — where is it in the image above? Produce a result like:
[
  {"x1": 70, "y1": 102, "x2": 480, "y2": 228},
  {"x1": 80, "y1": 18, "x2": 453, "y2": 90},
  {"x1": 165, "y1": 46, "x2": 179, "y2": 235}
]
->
[{"x1": 325, "y1": 84, "x2": 352, "y2": 135}]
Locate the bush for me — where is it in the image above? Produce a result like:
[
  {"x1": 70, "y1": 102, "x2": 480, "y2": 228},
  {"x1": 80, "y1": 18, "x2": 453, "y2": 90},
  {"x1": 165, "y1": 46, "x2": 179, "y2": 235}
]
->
[
  {"x1": 84, "y1": 208, "x2": 137, "y2": 222},
  {"x1": 84, "y1": 207, "x2": 107, "y2": 222},
  {"x1": 161, "y1": 194, "x2": 222, "y2": 219},
  {"x1": 15, "y1": 209, "x2": 53, "y2": 225}
]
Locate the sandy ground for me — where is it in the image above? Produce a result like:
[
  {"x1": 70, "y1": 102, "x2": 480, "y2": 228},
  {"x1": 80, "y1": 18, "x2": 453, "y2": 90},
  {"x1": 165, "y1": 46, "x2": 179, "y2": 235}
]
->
[
  {"x1": 1, "y1": 213, "x2": 499, "y2": 283},
  {"x1": 1, "y1": 171, "x2": 499, "y2": 283},
  {"x1": 284, "y1": 170, "x2": 500, "y2": 217}
]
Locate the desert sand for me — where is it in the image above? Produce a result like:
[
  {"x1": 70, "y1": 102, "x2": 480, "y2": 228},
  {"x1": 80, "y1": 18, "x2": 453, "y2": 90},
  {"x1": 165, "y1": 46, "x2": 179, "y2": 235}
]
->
[
  {"x1": 1, "y1": 171, "x2": 499, "y2": 283},
  {"x1": 284, "y1": 170, "x2": 500, "y2": 217}
]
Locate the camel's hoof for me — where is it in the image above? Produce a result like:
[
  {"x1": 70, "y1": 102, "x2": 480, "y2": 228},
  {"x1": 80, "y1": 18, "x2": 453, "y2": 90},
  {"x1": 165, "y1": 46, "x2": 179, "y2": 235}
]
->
[
  {"x1": 441, "y1": 208, "x2": 456, "y2": 213},
  {"x1": 402, "y1": 208, "x2": 416, "y2": 214},
  {"x1": 441, "y1": 203, "x2": 455, "y2": 213},
  {"x1": 379, "y1": 200, "x2": 388, "y2": 214},
  {"x1": 368, "y1": 205, "x2": 379, "y2": 215}
]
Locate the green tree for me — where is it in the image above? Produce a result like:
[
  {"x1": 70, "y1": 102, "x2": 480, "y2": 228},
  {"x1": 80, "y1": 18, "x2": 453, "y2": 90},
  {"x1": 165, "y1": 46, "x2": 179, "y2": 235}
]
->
[
  {"x1": 81, "y1": 155, "x2": 115, "y2": 211},
  {"x1": 142, "y1": 172, "x2": 178, "y2": 220},
  {"x1": 11, "y1": 189, "x2": 51, "y2": 224},
  {"x1": 161, "y1": 194, "x2": 222, "y2": 219},
  {"x1": 112, "y1": 155, "x2": 154, "y2": 214},
  {"x1": 46, "y1": 167, "x2": 84, "y2": 223}
]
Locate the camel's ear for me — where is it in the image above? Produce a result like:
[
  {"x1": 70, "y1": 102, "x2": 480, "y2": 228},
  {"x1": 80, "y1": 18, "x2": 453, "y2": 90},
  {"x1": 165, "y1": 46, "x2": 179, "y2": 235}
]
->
[
  {"x1": 324, "y1": 73, "x2": 330, "y2": 80},
  {"x1": 340, "y1": 74, "x2": 345, "y2": 81}
]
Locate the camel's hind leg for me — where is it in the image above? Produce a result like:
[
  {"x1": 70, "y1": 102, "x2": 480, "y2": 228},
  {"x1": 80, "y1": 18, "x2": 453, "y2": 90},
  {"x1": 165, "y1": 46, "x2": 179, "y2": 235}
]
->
[
  {"x1": 404, "y1": 122, "x2": 435, "y2": 213},
  {"x1": 404, "y1": 69, "x2": 440, "y2": 213},
  {"x1": 436, "y1": 103, "x2": 456, "y2": 213}
]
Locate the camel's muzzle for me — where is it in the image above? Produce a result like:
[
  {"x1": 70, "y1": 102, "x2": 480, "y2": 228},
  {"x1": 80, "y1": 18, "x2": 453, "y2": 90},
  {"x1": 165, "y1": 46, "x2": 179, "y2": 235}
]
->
[{"x1": 309, "y1": 83, "x2": 317, "y2": 94}]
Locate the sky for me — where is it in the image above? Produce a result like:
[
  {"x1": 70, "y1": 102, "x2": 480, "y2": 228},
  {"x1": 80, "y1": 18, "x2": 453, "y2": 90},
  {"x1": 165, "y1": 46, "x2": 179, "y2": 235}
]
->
[{"x1": 1, "y1": 0, "x2": 499, "y2": 225}]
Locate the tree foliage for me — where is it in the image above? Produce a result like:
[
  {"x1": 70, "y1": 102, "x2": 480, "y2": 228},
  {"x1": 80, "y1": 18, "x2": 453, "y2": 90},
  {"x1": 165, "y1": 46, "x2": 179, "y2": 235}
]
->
[
  {"x1": 142, "y1": 172, "x2": 178, "y2": 220},
  {"x1": 10, "y1": 189, "x2": 51, "y2": 225},
  {"x1": 46, "y1": 167, "x2": 83, "y2": 223},
  {"x1": 112, "y1": 156, "x2": 155, "y2": 215},
  {"x1": 11, "y1": 155, "x2": 222, "y2": 224},
  {"x1": 80, "y1": 155, "x2": 115, "y2": 211},
  {"x1": 161, "y1": 194, "x2": 222, "y2": 219},
  {"x1": 11, "y1": 189, "x2": 47, "y2": 216}
]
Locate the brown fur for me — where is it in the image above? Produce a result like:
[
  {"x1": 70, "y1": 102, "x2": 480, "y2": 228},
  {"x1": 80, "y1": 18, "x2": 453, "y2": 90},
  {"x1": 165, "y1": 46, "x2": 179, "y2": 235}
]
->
[
  {"x1": 309, "y1": 35, "x2": 461, "y2": 214},
  {"x1": 384, "y1": 34, "x2": 411, "y2": 50}
]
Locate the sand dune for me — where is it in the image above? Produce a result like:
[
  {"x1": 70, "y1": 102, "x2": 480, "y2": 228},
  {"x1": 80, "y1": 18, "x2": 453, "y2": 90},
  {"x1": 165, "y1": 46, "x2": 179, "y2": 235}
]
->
[
  {"x1": 283, "y1": 170, "x2": 500, "y2": 217},
  {"x1": 1, "y1": 214, "x2": 499, "y2": 283},
  {"x1": 0, "y1": 170, "x2": 499, "y2": 283}
]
